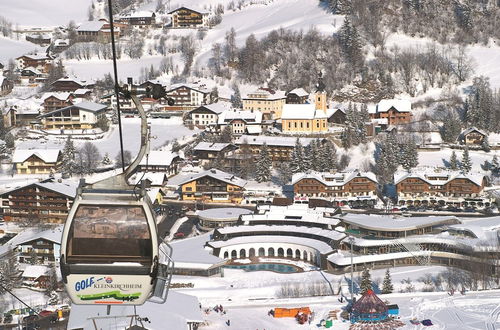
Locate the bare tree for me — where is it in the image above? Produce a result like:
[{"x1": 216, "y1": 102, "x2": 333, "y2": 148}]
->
[
  {"x1": 80, "y1": 142, "x2": 101, "y2": 174},
  {"x1": 449, "y1": 45, "x2": 474, "y2": 82}
]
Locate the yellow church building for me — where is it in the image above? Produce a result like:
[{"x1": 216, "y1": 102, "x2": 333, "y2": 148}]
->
[{"x1": 281, "y1": 73, "x2": 328, "y2": 134}]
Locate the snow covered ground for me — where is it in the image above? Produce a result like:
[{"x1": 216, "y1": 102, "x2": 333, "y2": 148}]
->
[
  {"x1": 0, "y1": 36, "x2": 43, "y2": 63},
  {"x1": 16, "y1": 117, "x2": 197, "y2": 158},
  {"x1": 171, "y1": 265, "x2": 500, "y2": 329},
  {"x1": 0, "y1": 0, "x2": 92, "y2": 27}
]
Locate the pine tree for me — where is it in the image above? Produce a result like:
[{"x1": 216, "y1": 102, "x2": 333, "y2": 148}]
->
[
  {"x1": 382, "y1": 269, "x2": 394, "y2": 294},
  {"x1": 337, "y1": 16, "x2": 363, "y2": 65},
  {"x1": 102, "y1": 153, "x2": 112, "y2": 165},
  {"x1": 320, "y1": 140, "x2": 337, "y2": 171},
  {"x1": 400, "y1": 138, "x2": 419, "y2": 171},
  {"x1": 360, "y1": 268, "x2": 372, "y2": 294},
  {"x1": 482, "y1": 137, "x2": 491, "y2": 152},
  {"x1": 255, "y1": 143, "x2": 272, "y2": 183},
  {"x1": 29, "y1": 248, "x2": 38, "y2": 265},
  {"x1": 492, "y1": 154, "x2": 500, "y2": 176},
  {"x1": 461, "y1": 147, "x2": 472, "y2": 173},
  {"x1": 277, "y1": 162, "x2": 292, "y2": 185},
  {"x1": 4, "y1": 133, "x2": 14, "y2": 149},
  {"x1": 290, "y1": 138, "x2": 305, "y2": 174},
  {"x1": 219, "y1": 125, "x2": 234, "y2": 143},
  {"x1": 231, "y1": 85, "x2": 243, "y2": 108},
  {"x1": 376, "y1": 134, "x2": 399, "y2": 184},
  {"x1": 450, "y1": 151, "x2": 459, "y2": 170},
  {"x1": 60, "y1": 136, "x2": 77, "y2": 177}
]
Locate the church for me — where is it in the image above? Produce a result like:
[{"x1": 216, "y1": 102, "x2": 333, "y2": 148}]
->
[{"x1": 281, "y1": 73, "x2": 328, "y2": 134}]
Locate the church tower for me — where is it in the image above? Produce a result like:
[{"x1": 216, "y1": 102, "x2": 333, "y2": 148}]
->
[{"x1": 314, "y1": 71, "x2": 327, "y2": 113}]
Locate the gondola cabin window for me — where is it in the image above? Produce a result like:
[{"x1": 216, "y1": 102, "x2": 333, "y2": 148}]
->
[{"x1": 66, "y1": 205, "x2": 152, "y2": 264}]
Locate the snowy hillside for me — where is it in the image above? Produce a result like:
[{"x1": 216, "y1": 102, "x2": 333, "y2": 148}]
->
[
  {"x1": 0, "y1": 0, "x2": 93, "y2": 27},
  {"x1": 0, "y1": 36, "x2": 43, "y2": 63}
]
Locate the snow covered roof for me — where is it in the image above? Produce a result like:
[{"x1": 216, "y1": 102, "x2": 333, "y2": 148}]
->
[
  {"x1": 0, "y1": 179, "x2": 77, "y2": 199},
  {"x1": 12, "y1": 149, "x2": 61, "y2": 163},
  {"x1": 193, "y1": 142, "x2": 231, "y2": 152},
  {"x1": 244, "y1": 88, "x2": 286, "y2": 100},
  {"x1": 22, "y1": 265, "x2": 49, "y2": 279},
  {"x1": 246, "y1": 125, "x2": 262, "y2": 134},
  {"x1": 129, "y1": 172, "x2": 167, "y2": 186},
  {"x1": 17, "y1": 54, "x2": 51, "y2": 61},
  {"x1": 190, "y1": 102, "x2": 229, "y2": 115},
  {"x1": 169, "y1": 233, "x2": 224, "y2": 267},
  {"x1": 67, "y1": 291, "x2": 203, "y2": 330},
  {"x1": 215, "y1": 224, "x2": 345, "y2": 241},
  {"x1": 287, "y1": 88, "x2": 309, "y2": 97},
  {"x1": 326, "y1": 108, "x2": 345, "y2": 118},
  {"x1": 394, "y1": 168, "x2": 486, "y2": 187},
  {"x1": 460, "y1": 127, "x2": 487, "y2": 137},
  {"x1": 15, "y1": 225, "x2": 64, "y2": 246},
  {"x1": 21, "y1": 66, "x2": 42, "y2": 75},
  {"x1": 219, "y1": 110, "x2": 262, "y2": 124},
  {"x1": 281, "y1": 104, "x2": 316, "y2": 120},
  {"x1": 54, "y1": 39, "x2": 70, "y2": 46},
  {"x1": 73, "y1": 88, "x2": 92, "y2": 95},
  {"x1": 234, "y1": 135, "x2": 319, "y2": 148},
  {"x1": 198, "y1": 208, "x2": 253, "y2": 221},
  {"x1": 178, "y1": 169, "x2": 247, "y2": 188},
  {"x1": 77, "y1": 21, "x2": 106, "y2": 32},
  {"x1": 39, "y1": 101, "x2": 107, "y2": 117},
  {"x1": 339, "y1": 214, "x2": 460, "y2": 232},
  {"x1": 370, "y1": 99, "x2": 412, "y2": 113},
  {"x1": 42, "y1": 92, "x2": 72, "y2": 101},
  {"x1": 139, "y1": 150, "x2": 180, "y2": 166},
  {"x1": 292, "y1": 170, "x2": 378, "y2": 186},
  {"x1": 208, "y1": 235, "x2": 335, "y2": 254},
  {"x1": 167, "y1": 83, "x2": 209, "y2": 94},
  {"x1": 241, "y1": 204, "x2": 340, "y2": 226},
  {"x1": 120, "y1": 10, "x2": 156, "y2": 18},
  {"x1": 448, "y1": 216, "x2": 500, "y2": 241},
  {"x1": 168, "y1": 7, "x2": 208, "y2": 15}
]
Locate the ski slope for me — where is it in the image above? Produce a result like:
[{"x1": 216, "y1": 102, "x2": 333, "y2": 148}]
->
[{"x1": 0, "y1": 36, "x2": 43, "y2": 63}]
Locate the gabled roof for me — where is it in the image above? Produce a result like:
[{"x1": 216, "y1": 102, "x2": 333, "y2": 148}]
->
[
  {"x1": 190, "y1": 102, "x2": 229, "y2": 115},
  {"x1": 0, "y1": 179, "x2": 77, "y2": 198},
  {"x1": 17, "y1": 54, "x2": 52, "y2": 61},
  {"x1": 168, "y1": 7, "x2": 208, "y2": 15},
  {"x1": 292, "y1": 170, "x2": 378, "y2": 186},
  {"x1": 139, "y1": 150, "x2": 181, "y2": 166},
  {"x1": 42, "y1": 92, "x2": 72, "y2": 101},
  {"x1": 218, "y1": 110, "x2": 262, "y2": 124},
  {"x1": 22, "y1": 265, "x2": 49, "y2": 279},
  {"x1": 166, "y1": 83, "x2": 210, "y2": 94},
  {"x1": 394, "y1": 168, "x2": 486, "y2": 187},
  {"x1": 179, "y1": 168, "x2": 247, "y2": 188},
  {"x1": 281, "y1": 104, "x2": 317, "y2": 120},
  {"x1": 461, "y1": 127, "x2": 487, "y2": 137},
  {"x1": 77, "y1": 21, "x2": 106, "y2": 32},
  {"x1": 21, "y1": 67, "x2": 42, "y2": 75},
  {"x1": 326, "y1": 108, "x2": 346, "y2": 118},
  {"x1": 193, "y1": 142, "x2": 231, "y2": 152},
  {"x1": 15, "y1": 225, "x2": 63, "y2": 246},
  {"x1": 39, "y1": 101, "x2": 107, "y2": 118},
  {"x1": 12, "y1": 149, "x2": 61, "y2": 163},
  {"x1": 287, "y1": 88, "x2": 309, "y2": 97},
  {"x1": 371, "y1": 99, "x2": 411, "y2": 113}
]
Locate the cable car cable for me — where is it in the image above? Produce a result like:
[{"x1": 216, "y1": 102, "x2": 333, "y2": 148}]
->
[
  {"x1": 107, "y1": 0, "x2": 126, "y2": 171},
  {"x1": 0, "y1": 282, "x2": 40, "y2": 317}
]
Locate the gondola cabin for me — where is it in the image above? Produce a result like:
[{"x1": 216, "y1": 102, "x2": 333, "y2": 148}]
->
[{"x1": 60, "y1": 190, "x2": 159, "y2": 305}]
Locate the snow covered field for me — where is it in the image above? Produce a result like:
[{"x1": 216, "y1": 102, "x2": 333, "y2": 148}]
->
[
  {"x1": 171, "y1": 265, "x2": 500, "y2": 329},
  {"x1": 16, "y1": 117, "x2": 197, "y2": 157}
]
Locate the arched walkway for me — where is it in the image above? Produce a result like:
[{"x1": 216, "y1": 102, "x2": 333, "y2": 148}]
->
[
  {"x1": 258, "y1": 247, "x2": 265, "y2": 257},
  {"x1": 268, "y1": 247, "x2": 275, "y2": 257},
  {"x1": 295, "y1": 249, "x2": 301, "y2": 259},
  {"x1": 277, "y1": 248, "x2": 284, "y2": 257},
  {"x1": 240, "y1": 249, "x2": 246, "y2": 258},
  {"x1": 286, "y1": 248, "x2": 293, "y2": 258},
  {"x1": 224, "y1": 251, "x2": 229, "y2": 259},
  {"x1": 249, "y1": 248, "x2": 255, "y2": 257},
  {"x1": 231, "y1": 250, "x2": 237, "y2": 259}
]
